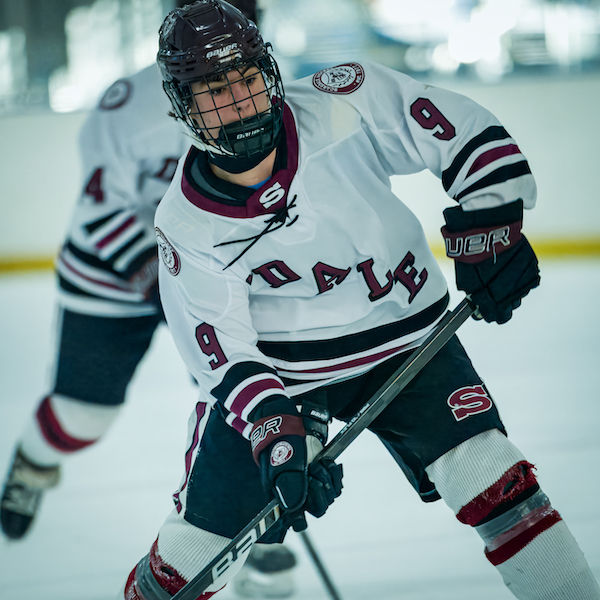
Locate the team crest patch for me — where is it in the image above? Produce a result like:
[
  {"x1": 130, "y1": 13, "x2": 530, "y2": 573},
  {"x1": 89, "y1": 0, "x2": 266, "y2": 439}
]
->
[
  {"x1": 99, "y1": 79, "x2": 132, "y2": 110},
  {"x1": 312, "y1": 63, "x2": 365, "y2": 95},
  {"x1": 155, "y1": 227, "x2": 181, "y2": 276},
  {"x1": 270, "y1": 441, "x2": 294, "y2": 467}
]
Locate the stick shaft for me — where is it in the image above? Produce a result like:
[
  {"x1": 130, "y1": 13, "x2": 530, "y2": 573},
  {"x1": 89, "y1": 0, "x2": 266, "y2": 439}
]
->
[
  {"x1": 172, "y1": 298, "x2": 473, "y2": 600},
  {"x1": 319, "y1": 297, "x2": 473, "y2": 462},
  {"x1": 300, "y1": 530, "x2": 343, "y2": 600}
]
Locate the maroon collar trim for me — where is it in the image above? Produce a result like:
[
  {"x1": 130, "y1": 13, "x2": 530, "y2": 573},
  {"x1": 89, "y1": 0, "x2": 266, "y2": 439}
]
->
[{"x1": 181, "y1": 104, "x2": 299, "y2": 219}]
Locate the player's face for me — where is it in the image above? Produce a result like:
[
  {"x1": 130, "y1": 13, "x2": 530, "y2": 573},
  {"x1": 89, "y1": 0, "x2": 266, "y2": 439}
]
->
[{"x1": 190, "y1": 65, "x2": 270, "y2": 142}]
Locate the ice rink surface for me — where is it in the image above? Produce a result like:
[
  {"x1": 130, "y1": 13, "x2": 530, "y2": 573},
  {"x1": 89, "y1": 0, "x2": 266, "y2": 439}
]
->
[{"x1": 1, "y1": 259, "x2": 599, "y2": 600}]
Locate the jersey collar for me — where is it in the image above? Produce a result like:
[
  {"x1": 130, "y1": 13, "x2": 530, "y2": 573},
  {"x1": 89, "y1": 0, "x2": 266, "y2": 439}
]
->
[{"x1": 181, "y1": 103, "x2": 299, "y2": 219}]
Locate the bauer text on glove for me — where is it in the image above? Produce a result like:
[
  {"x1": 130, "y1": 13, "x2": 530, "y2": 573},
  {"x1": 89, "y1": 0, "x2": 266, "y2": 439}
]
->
[{"x1": 441, "y1": 199, "x2": 540, "y2": 324}]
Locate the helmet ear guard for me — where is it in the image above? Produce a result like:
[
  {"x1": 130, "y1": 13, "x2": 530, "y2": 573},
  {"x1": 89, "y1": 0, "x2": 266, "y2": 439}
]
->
[{"x1": 157, "y1": 0, "x2": 284, "y2": 160}]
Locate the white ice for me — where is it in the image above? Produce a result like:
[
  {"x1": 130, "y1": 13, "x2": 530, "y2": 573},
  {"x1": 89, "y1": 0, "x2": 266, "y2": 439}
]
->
[{"x1": 1, "y1": 260, "x2": 599, "y2": 599}]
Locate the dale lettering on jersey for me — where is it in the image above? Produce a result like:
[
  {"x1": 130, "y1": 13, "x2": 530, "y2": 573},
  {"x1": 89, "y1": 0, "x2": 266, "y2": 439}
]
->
[{"x1": 250, "y1": 252, "x2": 428, "y2": 304}]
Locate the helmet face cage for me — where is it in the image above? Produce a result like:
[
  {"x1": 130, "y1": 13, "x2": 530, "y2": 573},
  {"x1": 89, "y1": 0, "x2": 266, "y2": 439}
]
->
[{"x1": 165, "y1": 48, "x2": 284, "y2": 158}]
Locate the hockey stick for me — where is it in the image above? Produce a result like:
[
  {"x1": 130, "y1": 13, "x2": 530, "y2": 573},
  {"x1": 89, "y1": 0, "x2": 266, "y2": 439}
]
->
[
  {"x1": 300, "y1": 530, "x2": 343, "y2": 600},
  {"x1": 171, "y1": 297, "x2": 474, "y2": 600}
]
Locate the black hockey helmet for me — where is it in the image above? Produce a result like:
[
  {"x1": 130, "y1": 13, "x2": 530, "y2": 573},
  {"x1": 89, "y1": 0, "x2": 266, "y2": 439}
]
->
[
  {"x1": 157, "y1": 0, "x2": 284, "y2": 160},
  {"x1": 223, "y1": 0, "x2": 258, "y2": 23},
  {"x1": 174, "y1": 0, "x2": 258, "y2": 24}
]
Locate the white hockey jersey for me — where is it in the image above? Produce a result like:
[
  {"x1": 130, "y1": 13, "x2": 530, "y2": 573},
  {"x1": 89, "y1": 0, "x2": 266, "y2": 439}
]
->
[
  {"x1": 56, "y1": 64, "x2": 189, "y2": 317},
  {"x1": 155, "y1": 60, "x2": 537, "y2": 438}
]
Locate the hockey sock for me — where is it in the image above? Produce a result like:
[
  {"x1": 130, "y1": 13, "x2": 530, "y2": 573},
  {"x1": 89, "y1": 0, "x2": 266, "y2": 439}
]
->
[
  {"x1": 123, "y1": 507, "x2": 246, "y2": 598},
  {"x1": 18, "y1": 394, "x2": 122, "y2": 466},
  {"x1": 479, "y1": 503, "x2": 600, "y2": 599},
  {"x1": 124, "y1": 541, "x2": 221, "y2": 599},
  {"x1": 426, "y1": 429, "x2": 600, "y2": 599}
]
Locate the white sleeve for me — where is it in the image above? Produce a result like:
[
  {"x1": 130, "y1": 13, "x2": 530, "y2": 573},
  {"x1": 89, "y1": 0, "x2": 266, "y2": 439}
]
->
[
  {"x1": 157, "y1": 223, "x2": 291, "y2": 439},
  {"x1": 356, "y1": 61, "x2": 537, "y2": 212}
]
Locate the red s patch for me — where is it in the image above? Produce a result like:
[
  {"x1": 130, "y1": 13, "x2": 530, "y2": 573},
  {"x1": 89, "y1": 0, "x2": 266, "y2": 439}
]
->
[{"x1": 448, "y1": 385, "x2": 493, "y2": 422}]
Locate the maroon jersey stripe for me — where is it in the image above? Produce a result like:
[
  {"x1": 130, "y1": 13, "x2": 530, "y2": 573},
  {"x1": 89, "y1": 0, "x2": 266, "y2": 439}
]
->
[
  {"x1": 466, "y1": 144, "x2": 521, "y2": 178},
  {"x1": 95, "y1": 215, "x2": 137, "y2": 249}
]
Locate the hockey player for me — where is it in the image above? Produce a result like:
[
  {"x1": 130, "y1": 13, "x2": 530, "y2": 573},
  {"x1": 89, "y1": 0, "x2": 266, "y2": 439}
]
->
[
  {"x1": 0, "y1": 1, "x2": 298, "y2": 597},
  {"x1": 119, "y1": 1, "x2": 600, "y2": 599}
]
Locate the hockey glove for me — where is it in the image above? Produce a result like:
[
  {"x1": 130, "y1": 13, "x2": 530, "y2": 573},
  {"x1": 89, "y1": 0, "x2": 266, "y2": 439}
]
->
[
  {"x1": 250, "y1": 398, "x2": 343, "y2": 532},
  {"x1": 441, "y1": 200, "x2": 540, "y2": 324},
  {"x1": 300, "y1": 401, "x2": 343, "y2": 521}
]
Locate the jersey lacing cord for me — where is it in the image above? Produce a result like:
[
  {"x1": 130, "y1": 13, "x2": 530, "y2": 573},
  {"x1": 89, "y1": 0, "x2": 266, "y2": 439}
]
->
[{"x1": 215, "y1": 195, "x2": 298, "y2": 269}]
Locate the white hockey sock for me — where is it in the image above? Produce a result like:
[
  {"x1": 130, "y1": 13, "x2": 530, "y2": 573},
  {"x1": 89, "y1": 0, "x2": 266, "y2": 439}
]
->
[
  {"x1": 426, "y1": 429, "x2": 600, "y2": 600},
  {"x1": 493, "y1": 519, "x2": 600, "y2": 600},
  {"x1": 155, "y1": 508, "x2": 248, "y2": 593},
  {"x1": 19, "y1": 394, "x2": 122, "y2": 466},
  {"x1": 425, "y1": 428, "x2": 526, "y2": 514}
]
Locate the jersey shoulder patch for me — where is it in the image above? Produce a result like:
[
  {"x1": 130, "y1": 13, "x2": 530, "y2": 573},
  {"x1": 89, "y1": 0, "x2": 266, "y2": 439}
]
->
[
  {"x1": 312, "y1": 63, "x2": 365, "y2": 95},
  {"x1": 99, "y1": 79, "x2": 133, "y2": 110},
  {"x1": 156, "y1": 227, "x2": 181, "y2": 276}
]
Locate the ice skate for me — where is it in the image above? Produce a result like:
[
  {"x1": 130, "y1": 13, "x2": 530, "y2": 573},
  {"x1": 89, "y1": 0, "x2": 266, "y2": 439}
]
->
[
  {"x1": 0, "y1": 448, "x2": 60, "y2": 540},
  {"x1": 234, "y1": 544, "x2": 297, "y2": 598}
]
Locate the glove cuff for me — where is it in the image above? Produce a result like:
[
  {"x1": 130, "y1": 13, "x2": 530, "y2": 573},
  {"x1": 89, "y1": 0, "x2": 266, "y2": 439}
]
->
[
  {"x1": 441, "y1": 221, "x2": 522, "y2": 263},
  {"x1": 300, "y1": 401, "x2": 330, "y2": 447},
  {"x1": 251, "y1": 414, "x2": 305, "y2": 464},
  {"x1": 443, "y1": 199, "x2": 523, "y2": 230},
  {"x1": 442, "y1": 200, "x2": 524, "y2": 264}
]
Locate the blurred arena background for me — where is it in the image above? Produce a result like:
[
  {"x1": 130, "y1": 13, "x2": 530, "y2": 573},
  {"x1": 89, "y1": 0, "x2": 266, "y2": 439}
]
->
[
  {"x1": 1, "y1": 4, "x2": 599, "y2": 598},
  {"x1": 1, "y1": 0, "x2": 599, "y2": 270}
]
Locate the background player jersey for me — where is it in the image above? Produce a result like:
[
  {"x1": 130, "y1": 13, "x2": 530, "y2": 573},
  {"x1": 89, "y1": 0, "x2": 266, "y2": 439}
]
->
[
  {"x1": 56, "y1": 64, "x2": 189, "y2": 317},
  {"x1": 155, "y1": 60, "x2": 537, "y2": 438}
]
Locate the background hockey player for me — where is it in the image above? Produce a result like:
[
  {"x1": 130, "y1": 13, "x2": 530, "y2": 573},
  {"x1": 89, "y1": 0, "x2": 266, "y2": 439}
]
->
[
  {"x1": 0, "y1": 1, "x2": 298, "y2": 597},
  {"x1": 121, "y1": 1, "x2": 600, "y2": 599}
]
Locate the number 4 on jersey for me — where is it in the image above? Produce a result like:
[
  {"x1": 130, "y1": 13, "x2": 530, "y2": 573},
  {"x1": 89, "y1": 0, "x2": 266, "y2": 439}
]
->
[{"x1": 84, "y1": 168, "x2": 105, "y2": 203}]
